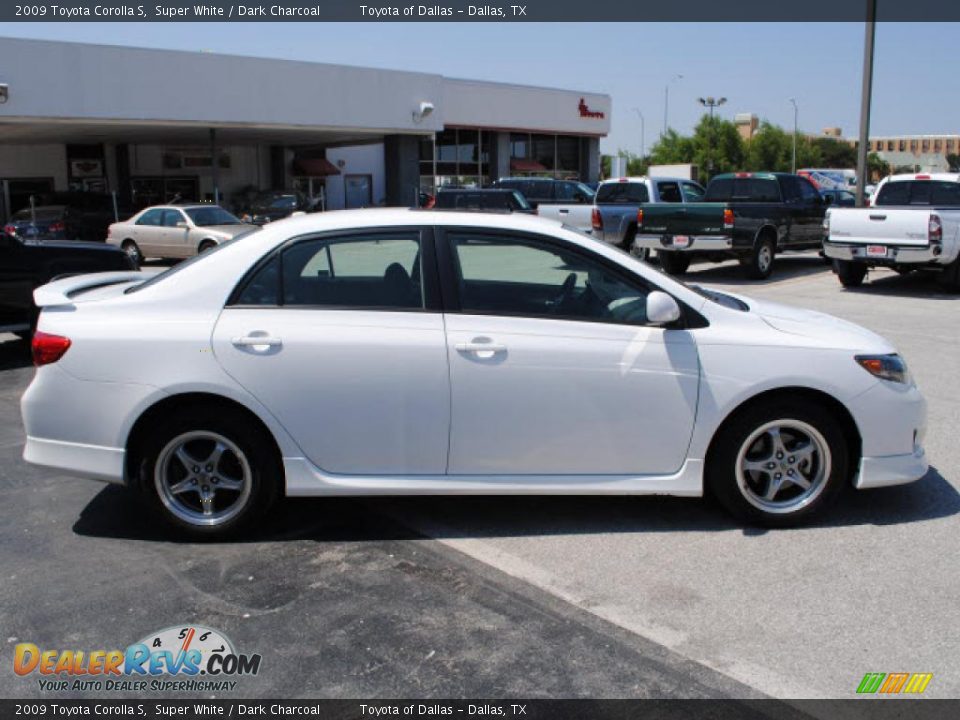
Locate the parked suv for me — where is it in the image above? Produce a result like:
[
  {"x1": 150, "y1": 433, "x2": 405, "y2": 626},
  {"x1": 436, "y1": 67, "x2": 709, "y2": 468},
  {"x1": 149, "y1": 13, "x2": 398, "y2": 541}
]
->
[
  {"x1": 433, "y1": 188, "x2": 534, "y2": 213},
  {"x1": 492, "y1": 177, "x2": 595, "y2": 209}
]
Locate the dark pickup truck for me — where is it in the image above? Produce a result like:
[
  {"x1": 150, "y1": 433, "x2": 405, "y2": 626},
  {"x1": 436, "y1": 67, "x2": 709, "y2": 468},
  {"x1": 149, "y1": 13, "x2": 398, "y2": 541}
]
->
[
  {"x1": 633, "y1": 172, "x2": 828, "y2": 279},
  {"x1": 0, "y1": 232, "x2": 134, "y2": 338}
]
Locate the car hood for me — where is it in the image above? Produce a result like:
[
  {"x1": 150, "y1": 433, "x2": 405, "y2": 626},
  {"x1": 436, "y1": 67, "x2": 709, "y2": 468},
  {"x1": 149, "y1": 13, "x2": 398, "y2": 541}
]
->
[
  {"x1": 197, "y1": 224, "x2": 251, "y2": 237},
  {"x1": 718, "y1": 290, "x2": 896, "y2": 353}
]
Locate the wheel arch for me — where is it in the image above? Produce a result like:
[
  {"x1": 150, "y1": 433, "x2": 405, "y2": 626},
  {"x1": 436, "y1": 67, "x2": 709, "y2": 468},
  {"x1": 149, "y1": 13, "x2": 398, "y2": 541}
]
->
[
  {"x1": 705, "y1": 386, "x2": 862, "y2": 486},
  {"x1": 124, "y1": 392, "x2": 284, "y2": 486},
  {"x1": 198, "y1": 238, "x2": 219, "y2": 252},
  {"x1": 753, "y1": 223, "x2": 780, "y2": 246}
]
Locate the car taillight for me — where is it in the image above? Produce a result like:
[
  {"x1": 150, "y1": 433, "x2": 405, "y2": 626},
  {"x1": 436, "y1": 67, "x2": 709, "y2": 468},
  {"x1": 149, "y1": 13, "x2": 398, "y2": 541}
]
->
[
  {"x1": 48, "y1": 221, "x2": 65, "y2": 233},
  {"x1": 723, "y1": 208, "x2": 735, "y2": 228},
  {"x1": 31, "y1": 332, "x2": 71, "y2": 367},
  {"x1": 591, "y1": 207, "x2": 602, "y2": 232},
  {"x1": 636, "y1": 208, "x2": 644, "y2": 227},
  {"x1": 3, "y1": 224, "x2": 15, "y2": 236},
  {"x1": 915, "y1": 174, "x2": 930, "y2": 180},
  {"x1": 929, "y1": 214, "x2": 942, "y2": 245}
]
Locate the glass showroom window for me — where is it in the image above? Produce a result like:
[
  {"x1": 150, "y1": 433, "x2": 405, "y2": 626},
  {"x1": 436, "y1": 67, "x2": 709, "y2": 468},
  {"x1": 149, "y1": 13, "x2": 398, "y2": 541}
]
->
[{"x1": 421, "y1": 128, "x2": 486, "y2": 192}]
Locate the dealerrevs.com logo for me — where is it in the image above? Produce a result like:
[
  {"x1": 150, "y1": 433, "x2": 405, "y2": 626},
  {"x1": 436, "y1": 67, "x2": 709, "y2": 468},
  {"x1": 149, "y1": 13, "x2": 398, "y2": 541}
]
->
[{"x1": 13, "y1": 625, "x2": 261, "y2": 693}]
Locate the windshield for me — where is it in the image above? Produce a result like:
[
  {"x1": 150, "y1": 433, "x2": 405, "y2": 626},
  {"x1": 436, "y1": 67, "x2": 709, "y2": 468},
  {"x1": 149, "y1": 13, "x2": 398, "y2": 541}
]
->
[
  {"x1": 185, "y1": 206, "x2": 243, "y2": 226},
  {"x1": 705, "y1": 178, "x2": 781, "y2": 203},
  {"x1": 125, "y1": 228, "x2": 260, "y2": 294}
]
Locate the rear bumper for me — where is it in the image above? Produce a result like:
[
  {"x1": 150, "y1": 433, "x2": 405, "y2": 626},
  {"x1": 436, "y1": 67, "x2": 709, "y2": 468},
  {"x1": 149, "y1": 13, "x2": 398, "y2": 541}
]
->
[
  {"x1": 635, "y1": 234, "x2": 733, "y2": 252},
  {"x1": 824, "y1": 240, "x2": 950, "y2": 265},
  {"x1": 23, "y1": 436, "x2": 125, "y2": 484}
]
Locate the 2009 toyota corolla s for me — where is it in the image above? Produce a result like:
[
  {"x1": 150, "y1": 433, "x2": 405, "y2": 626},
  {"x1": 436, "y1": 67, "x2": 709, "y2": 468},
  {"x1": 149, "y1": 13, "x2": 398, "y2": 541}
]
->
[{"x1": 21, "y1": 209, "x2": 927, "y2": 538}]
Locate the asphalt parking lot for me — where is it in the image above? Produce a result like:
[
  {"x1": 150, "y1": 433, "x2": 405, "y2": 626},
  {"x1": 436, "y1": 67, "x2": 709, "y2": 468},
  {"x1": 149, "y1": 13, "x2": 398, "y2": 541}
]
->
[{"x1": 1, "y1": 253, "x2": 957, "y2": 702}]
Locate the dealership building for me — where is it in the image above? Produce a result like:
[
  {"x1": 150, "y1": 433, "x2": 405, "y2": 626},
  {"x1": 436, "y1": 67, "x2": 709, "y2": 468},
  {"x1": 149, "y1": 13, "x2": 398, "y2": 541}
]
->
[{"x1": 0, "y1": 38, "x2": 610, "y2": 221}]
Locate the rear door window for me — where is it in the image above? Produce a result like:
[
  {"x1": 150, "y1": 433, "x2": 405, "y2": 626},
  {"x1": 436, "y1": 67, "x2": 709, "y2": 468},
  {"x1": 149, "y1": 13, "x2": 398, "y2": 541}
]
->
[
  {"x1": 136, "y1": 208, "x2": 164, "y2": 226},
  {"x1": 657, "y1": 182, "x2": 682, "y2": 203}
]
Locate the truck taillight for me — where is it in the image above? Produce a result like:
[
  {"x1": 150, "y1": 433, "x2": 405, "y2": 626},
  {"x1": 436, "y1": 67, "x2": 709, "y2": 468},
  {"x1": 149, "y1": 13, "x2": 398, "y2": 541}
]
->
[
  {"x1": 636, "y1": 209, "x2": 644, "y2": 227},
  {"x1": 3, "y1": 224, "x2": 15, "y2": 236},
  {"x1": 929, "y1": 214, "x2": 942, "y2": 245},
  {"x1": 723, "y1": 208, "x2": 734, "y2": 228},
  {"x1": 32, "y1": 332, "x2": 72, "y2": 367},
  {"x1": 48, "y1": 221, "x2": 65, "y2": 233},
  {"x1": 591, "y1": 207, "x2": 602, "y2": 232}
]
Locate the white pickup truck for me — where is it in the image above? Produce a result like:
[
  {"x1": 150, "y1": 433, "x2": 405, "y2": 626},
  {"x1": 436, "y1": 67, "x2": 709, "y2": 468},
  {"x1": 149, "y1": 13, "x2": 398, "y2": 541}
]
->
[{"x1": 824, "y1": 173, "x2": 960, "y2": 290}]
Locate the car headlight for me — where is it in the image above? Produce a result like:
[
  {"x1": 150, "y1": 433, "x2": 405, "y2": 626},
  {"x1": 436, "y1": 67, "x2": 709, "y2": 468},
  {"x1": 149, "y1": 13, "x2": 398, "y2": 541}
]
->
[{"x1": 855, "y1": 353, "x2": 910, "y2": 384}]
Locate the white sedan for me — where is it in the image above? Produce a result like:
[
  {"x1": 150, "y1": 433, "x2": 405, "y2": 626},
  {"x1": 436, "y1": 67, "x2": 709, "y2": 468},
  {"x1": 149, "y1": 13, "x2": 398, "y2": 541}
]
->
[
  {"x1": 106, "y1": 204, "x2": 253, "y2": 264},
  {"x1": 21, "y1": 210, "x2": 927, "y2": 537}
]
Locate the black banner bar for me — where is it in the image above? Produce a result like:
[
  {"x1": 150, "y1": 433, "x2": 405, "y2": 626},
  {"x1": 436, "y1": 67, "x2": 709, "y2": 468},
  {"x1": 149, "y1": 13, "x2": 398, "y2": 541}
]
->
[
  {"x1": 3, "y1": 0, "x2": 960, "y2": 22},
  {"x1": 1, "y1": 700, "x2": 959, "y2": 719}
]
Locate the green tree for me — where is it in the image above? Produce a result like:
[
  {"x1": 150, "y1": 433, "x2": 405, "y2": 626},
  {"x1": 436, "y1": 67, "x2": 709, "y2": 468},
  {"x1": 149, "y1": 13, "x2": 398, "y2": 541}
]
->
[
  {"x1": 946, "y1": 154, "x2": 960, "y2": 172},
  {"x1": 648, "y1": 129, "x2": 696, "y2": 165},
  {"x1": 867, "y1": 152, "x2": 890, "y2": 180},
  {"x1": 810, "y1": 137, "x2": 857, "y2": 168},
  {"x1": 743, "y1": 121, "x2": 793, "y2": 172},
  {"x1": 690, "y1": 115, "x2": 745, "y2": 178}
]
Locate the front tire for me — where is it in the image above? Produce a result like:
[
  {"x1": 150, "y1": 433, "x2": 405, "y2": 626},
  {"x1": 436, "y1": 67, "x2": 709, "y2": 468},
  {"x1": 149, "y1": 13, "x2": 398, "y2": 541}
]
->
[
  {"x1": 706, "y1": 400, "x2": 849, "y2": 527},
  {"x1": 834, "y1": 259, "x2": 867, "y2": 288},
  {"x1": 658, "y1": 251, "x2": 690, "y2": 275},
  {"x1": 136, "y1": 409, "x2": 280, "y2": 539}
]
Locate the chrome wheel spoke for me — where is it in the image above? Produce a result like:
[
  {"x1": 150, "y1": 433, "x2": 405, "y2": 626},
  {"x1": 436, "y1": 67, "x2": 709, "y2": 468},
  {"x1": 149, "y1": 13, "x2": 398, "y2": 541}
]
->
[
  {"x1": 768, "y1": 427, "x2": 788, "y2": 458},
  {"x1": 174, "y1": 446, "x2": 202, "y2": 473},
  {"x1": 743, "y1": 459, "x2": 771, "y2": 474},
  {"x1": 169, "y1": 477, "x2": 197, "y2": 495},
  {"x1": 792, "y1": 442, "x2": 816, "y2": 467},
  {"x1": 205, "y1": 441, "x2": 228, "y2": 472},
  {"x1": 763, "y1": 474, "x2": 784, "y2": 500},
  {"x1": 215, "y1": 474, "x2": 243, "y2": 491},
  {"x1": 789, "y1": 472, "x2": 813, "y2": 490}
]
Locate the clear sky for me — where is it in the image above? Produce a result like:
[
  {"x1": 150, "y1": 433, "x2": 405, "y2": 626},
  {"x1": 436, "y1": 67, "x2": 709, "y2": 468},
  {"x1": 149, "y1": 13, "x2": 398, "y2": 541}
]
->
[{"x1": 3, "y1": 22, "x2": 957, "y2": 155}]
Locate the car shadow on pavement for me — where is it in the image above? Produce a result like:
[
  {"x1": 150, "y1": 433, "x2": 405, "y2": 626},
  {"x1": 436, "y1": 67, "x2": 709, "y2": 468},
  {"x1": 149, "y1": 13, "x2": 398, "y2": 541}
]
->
[
  {"x1": 72, "y1": 467, "x2": 958, "y2": 544},
  {"x1": 838, "y1": 270, "x2": 960, "y2": 300},
  {"x1": 0, "y1": 336, "x2": 32, "y2": 371},
  {"x1": 675, "y1": 254, "x2": 830, "y2": 287}
]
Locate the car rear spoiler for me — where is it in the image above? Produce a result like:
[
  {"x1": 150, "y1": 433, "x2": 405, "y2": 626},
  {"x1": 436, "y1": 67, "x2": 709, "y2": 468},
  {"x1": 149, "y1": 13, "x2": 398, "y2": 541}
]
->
[{"x1": 33, "y1": 271, "x2": 154, "y2": 308}]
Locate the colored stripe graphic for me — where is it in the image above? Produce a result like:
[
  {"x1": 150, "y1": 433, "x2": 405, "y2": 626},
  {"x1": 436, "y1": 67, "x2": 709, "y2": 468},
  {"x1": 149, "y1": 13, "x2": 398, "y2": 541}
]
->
[
  {"x1": 903, "y1": 673, "x2": 933, "y2": 694},
  {"x1": 880, "y1": 672, "x2": 909, "y2": 693},
  {"x1": 857, "y1": 673, "x2": 886, "y2": 694}
]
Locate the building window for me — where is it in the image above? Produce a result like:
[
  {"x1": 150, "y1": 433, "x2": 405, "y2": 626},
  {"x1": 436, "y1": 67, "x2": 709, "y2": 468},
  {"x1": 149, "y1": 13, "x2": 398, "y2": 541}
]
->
[
  {"x1": 922, "y1": 139, "x2": 930, "y2": 152},
  {"x1": 421, "y1": 127, "x2": 487, "y2": 193},
  {"x1": 934, "y1": 139, "x2": 942, "y2": 152},
  {"x1": 947, "y1": 139, "x2": 956, "y2": 152},
  {"x1": 899, "y1": 140, "x2": 906, "y2": 151},
  {"x1": 910, "y1": 140, "x2": 918, "y2": 151},
  {"x1": 887, "y1": 141, "x2": 894, "y2": 151}
]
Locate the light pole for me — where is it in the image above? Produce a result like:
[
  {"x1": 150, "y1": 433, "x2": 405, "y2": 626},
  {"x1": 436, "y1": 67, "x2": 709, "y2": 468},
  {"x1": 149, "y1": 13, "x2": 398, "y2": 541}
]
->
[
  {"x1": 856, "y1": 0, "x2": 877, "y2": 207},
  {"x1": 698, "y1": 96, "x2": 727, "y2": 177},
  {"x1": 663, "y1": 74, "x2": 683, "y2": 138},
  {"x1": 632, "y1": 107, "x2": 645, "y2": 162},
  {"x1": 788, "y1": 98, "x2": 799, "y2": 174}
]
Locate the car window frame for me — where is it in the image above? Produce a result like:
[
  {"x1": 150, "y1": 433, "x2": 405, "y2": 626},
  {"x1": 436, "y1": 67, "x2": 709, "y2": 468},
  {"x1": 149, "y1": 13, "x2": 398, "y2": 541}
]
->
[
  {"x1": 226, "y1": 225, "x2": 443, "y2": 313},
  {"x1": 434, "y1": 225, "x2": 699, "y2": 329},
  {"x1": 161, "y1": 208, "x2": 187, "y2": 228},
  {"x1": 136, "y1": 208, "x2": 165, "y2": 227}
]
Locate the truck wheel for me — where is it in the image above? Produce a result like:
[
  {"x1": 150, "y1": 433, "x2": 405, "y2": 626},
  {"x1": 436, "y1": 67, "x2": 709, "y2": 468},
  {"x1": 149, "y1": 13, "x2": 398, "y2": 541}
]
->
[
  {"x1": 936, "y1": 257, "x2": 960, "y2": 292},
  {"x1": 621, "y1": 230, "x2": 649, "y2": 262},
  {"x1": 743, "y1": 237, "x2": 776, "y2": 279},
  {"x1": 658, "y1": 252, "x2": 690, "y2": 275},
  {"x1": 834, "y1": 259, "x2": 867, "y2": 288}
]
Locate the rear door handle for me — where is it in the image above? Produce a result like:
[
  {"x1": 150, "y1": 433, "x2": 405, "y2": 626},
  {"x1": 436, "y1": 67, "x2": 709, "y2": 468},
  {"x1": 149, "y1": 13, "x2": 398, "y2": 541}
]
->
[
  {"x1": 869, "y1": 214, "x2": 887, "y2": 221},
  {"x1": 232, "y1": 335, "x2": 282, "y2": 348},
  {"x1": 558, "y1": 208, "x2": 569, "y2": 214},
  {"x1": 455, "y1": 341, "x2": 507, "y2": 356}
]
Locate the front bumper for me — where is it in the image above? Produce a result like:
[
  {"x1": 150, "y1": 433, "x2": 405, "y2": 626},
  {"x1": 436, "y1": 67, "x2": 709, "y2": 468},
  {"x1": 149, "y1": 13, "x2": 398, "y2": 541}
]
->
[
  {"x1": 824, "y1": 240, "x2": 948, "y2": 265},
  {"x1": 635, "y1": 234, "x2": 733, "y2": 252},
  {"x1": 855, "y1": 448, "x2": 928, "y2": 489}
]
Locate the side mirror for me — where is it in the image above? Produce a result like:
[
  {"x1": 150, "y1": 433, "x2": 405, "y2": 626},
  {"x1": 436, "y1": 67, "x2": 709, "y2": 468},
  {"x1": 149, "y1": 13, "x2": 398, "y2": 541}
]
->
[
  {"x1": 176, "y1": 221, "x2": 189, "y2": 229},
  {"x1": 646, "y1": 291, "x2": 681, "y2": 326}
]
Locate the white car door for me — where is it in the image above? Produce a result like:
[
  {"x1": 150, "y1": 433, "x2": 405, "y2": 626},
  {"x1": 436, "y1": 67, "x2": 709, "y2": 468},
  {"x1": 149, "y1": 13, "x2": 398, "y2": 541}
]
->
[
  {"x1": 439, "y1": 228, "x2": 700, "y2": 476},
  {"x1": 159, "y1": 208, "x2": 192, "y2": 258},
  {"x1": 130, "y1": 208, "x2": 165, "y2": 256},
  {"x1": 212, "y1": 228, "x2": 450, "y2": 476}
]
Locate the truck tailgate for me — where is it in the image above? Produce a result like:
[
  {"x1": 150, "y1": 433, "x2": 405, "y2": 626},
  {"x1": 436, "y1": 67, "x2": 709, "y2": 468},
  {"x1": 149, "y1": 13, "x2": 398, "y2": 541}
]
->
[
  {"x1": 641, "y1": 203, "x2": 726, "y2": 235},
  {"x1": 829, "y1": 208, "x2": 932, "y2": 247}
]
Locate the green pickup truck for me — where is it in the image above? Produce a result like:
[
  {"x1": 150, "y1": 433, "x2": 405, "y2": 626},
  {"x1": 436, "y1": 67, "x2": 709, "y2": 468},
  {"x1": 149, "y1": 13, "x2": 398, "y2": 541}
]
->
[{"x1": 632, "y1": 172, "x2": 829, "y2": 279}]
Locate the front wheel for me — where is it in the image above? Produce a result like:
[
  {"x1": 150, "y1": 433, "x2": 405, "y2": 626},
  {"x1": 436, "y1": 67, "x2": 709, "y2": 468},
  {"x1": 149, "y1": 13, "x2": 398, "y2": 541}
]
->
[
  {"x1": 121, "y1": 240, "x2": 143, "y2": 268},
  {"x1": 658, "y1": 251, "x2": 690, "y2": 275},
  {"x1": 834, "y1": 259, "x2": 867, "y2": 288},
  {"x1": 137, "y1": 409, "x2": 280, "y2": 539},
  {"x1": 707, "y1": 400, "x2": 849, "y2": 527}
]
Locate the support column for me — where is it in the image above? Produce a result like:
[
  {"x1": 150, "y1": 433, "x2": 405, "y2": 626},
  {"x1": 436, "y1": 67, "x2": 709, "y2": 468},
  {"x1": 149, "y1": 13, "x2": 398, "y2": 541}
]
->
[
  {"x1": 114, "y1": 144, "x2": 131, "y2": 206},
  {"x1": 269, "y1": 146, "x2": 287, "y2": 190},
  {"x1": 580, "y1": 137, "x2": 601, "y2": 183},
  {"x1": 384, "y1": 135, "x2": 420, "y2": 207},
  {"x1": 487, "y1": 132, "x2": 511, "y2": 185}
]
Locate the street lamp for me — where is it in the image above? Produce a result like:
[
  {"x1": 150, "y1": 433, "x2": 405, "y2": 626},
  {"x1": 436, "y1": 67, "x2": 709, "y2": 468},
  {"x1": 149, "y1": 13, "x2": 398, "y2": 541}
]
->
[
  {"x1": 632, "y1": 107, "x2": 645, "y2": 161},
  {"x1": 789, "y1": 98, "x2": 799, "y2": 174},
  {"x1": 698, "y1": 96, "x2": 727, "y2": 176},
  {"x1": 663, "y1": 74, "x2": 683, "y2": 138}
]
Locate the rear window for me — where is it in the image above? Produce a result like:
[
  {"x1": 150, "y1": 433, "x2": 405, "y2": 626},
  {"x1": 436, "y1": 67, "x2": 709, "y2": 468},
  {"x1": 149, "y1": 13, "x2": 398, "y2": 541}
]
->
[
  {"x1": 874, "y1": 180, "x2": 960, "y2": 206},
  {"x1": 705, "y1": 178, "x2": 781, "y2": 203},
  {"x1": 596, "y1": 182, "x2": 650, "y2": 204}
]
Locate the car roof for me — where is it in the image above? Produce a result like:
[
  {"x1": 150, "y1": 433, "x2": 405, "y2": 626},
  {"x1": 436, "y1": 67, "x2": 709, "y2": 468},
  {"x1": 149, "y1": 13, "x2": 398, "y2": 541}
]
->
[
  {"x1": 710, "y1": 172, "x2": 785, "y2": 180},
  {"x1": 599, "y1": 176, "x2": 697, "y2": 185},
  {"x1": 882, "y1": 173, "x2": 960, "y2": 183}
]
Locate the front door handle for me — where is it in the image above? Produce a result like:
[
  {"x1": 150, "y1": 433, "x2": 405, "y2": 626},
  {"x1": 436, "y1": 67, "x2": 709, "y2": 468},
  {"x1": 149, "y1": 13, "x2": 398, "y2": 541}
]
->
[
  {"x1": 232, "y1": 335, "x2": 282, "y2": 348},
  {"x1": 455, "y1": 341, "x2": 507, "y2": 357}
]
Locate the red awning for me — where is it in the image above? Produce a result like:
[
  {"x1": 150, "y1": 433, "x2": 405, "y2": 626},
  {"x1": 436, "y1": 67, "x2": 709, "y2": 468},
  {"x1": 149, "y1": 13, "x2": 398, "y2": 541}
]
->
[
  {"x1": 292, "y1": 158, "x2": 341, "y2": 176},
  {"x1": 510, "y1": 159, "x2": 548, "y2": 172}
]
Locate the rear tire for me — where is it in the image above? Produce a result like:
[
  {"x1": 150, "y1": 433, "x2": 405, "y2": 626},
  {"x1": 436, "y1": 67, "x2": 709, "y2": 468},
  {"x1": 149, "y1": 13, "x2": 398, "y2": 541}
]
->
[
  {"x1": 621, "y1": 229, "x2": 650, "y2": 262},
  {"x1": 834, "y1": 259, "x2": 867, "y2": 288},
  {"x1": 743, "y1": 236, "x2": 776, "y2": 279},
  {"x1": 658, "y1": 251, "x2": 690, "y2": 275},
  {"x1": 936, "y1": 257, "x2": 960, "y2": 292},
  {"x1": 135, "y1": 408, "x2": 281, "y2": 540},
  {"x1": 706, "y1": 399, "x2": 849, "y2": 527},
  {"x1": 121, "y1": 240, "x2": 142, "y2": 268}
]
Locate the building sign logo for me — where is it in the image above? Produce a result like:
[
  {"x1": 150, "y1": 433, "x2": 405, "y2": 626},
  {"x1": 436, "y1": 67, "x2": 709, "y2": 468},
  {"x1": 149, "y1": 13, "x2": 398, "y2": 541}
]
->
[
  {"x1": 856, "y1": 672, "x2": 933, "y2": 695},
  {"x1": 578, "y1": 98, "x2": 605, "y2": 119}
]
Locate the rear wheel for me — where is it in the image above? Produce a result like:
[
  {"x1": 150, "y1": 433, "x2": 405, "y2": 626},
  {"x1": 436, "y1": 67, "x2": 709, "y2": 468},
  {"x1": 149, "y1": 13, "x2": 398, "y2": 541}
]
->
[
  {"x1": 198, "y1": 239, "x2": 218, "y2": 254},
  {"x1": 121, "y1": 240, "x2": 142, "y2": 268},
  {"x1": 834, "y1": 259, "x2": 867, "y2": 288},
  {"x1": 136, "y1": 409, "x2": 280, "y2": 539},
  {"x1": 936, "y1": 257, "x2": 960, "y2": 292},
  {"x1": 742, "y1": 236, "x2": 776, "y2": 279},
  {"x1": 621, "y1": 230, "x2": 650, "y2": 262},
  {"x1": 707, "y1": 400, "x2": 849, "y2": 527},
  {"x1": 658, "y1": 251, "x2": 690, "y2": 275}
]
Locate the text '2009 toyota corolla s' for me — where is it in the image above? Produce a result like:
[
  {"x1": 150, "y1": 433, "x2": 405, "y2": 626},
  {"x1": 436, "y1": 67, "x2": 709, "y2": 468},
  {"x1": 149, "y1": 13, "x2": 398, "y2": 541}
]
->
[{"x1": 21, "y1": 209, "x2": 927, "y2": 538}]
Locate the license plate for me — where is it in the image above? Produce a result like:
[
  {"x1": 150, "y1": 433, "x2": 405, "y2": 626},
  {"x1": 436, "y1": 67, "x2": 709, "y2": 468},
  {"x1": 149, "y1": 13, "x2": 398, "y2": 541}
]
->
[
  {"x1": 866, "y1": 245, "x2": 887, "y2": 257},
  {"x1": 672, "y1": 235, "x2": 691, "y2": 248}
]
